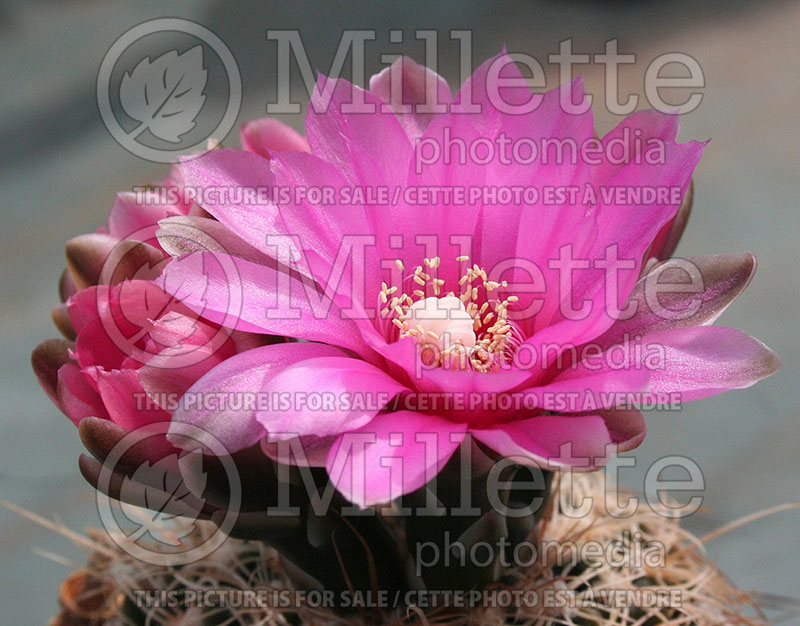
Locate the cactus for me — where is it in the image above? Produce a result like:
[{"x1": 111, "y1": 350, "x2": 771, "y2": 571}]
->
[{"x1": 77, "y1": 416, "x2": 552, "y2": 620}]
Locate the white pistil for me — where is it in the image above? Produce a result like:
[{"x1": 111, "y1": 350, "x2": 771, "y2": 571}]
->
[
  {"x1": 380, "y1": 256, "x2": 518, "y2": 372},
  {"x1": 406, "y1": 296, "x2": 477, "y2": 353}
]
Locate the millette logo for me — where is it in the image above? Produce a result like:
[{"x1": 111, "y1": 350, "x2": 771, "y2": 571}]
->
[{"x1": 97, "y1": 18, "x2": 242, "y2": 162}]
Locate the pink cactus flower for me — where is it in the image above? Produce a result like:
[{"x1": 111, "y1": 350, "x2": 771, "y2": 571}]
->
[
  {"x1": 54, "y1": 280, "x2": 241, "y2": 429},
  {"x1": 33, "y1": 120, "x2": 307, "y2": 432},
  {"x1": 61, "y1": 118, "x2": 307, "y2": 296},
  {"x1": 34, "y1": 53, "x2": 779, "y2": 510},
  {"x1": 153, "y1": 54, "x2": 778, "y2": 507}
]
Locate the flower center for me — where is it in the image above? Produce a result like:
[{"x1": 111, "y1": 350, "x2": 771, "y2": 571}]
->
[{"x1": 379, "y1": 256, "x2": 521, "y2": 372}]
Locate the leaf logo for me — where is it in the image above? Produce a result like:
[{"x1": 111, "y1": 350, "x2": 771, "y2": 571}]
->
[
  {"x1": 119, "y1": 450, "x2": 207, "y2": 547},
  {"x1": 119, "y1": 46, "x2": 208, "y2": 144}
]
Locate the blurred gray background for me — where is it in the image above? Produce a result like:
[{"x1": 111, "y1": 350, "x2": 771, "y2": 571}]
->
[{"x1": 1, "y1": 1, "x2": 798, "y2": 623}]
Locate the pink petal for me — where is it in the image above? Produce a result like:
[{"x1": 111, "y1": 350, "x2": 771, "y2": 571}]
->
[
  {"x1": 258, "y1": 356, "x2": 409, "y2": 440},
  {"x1": 157, "y1": 215, "x2": 275, "y2": 266},
  {"x1": 138, "y1": 313, "x2": 237, "y2": 403},
  {"x1": 305, "y1": 74, "x2": 412, "y2": 188},
  {"x1": 647, "y1": 182, "x2": 692, "y2": 262},
  {"x1": 261, "y1": 433, "x2": 339, "y2": 468},
  {"x1": 597, "y1": 409, "x2": 646, "y2": 452},
  {"x1": 522, "y1": 133, "x2": 705, "y2": 359},
  {"x1": 326, "y1": 411, "x2": 467, "y2": 507},
  {"x1": 157, "y1": 251, "x2": 374, "y2": 358},
  {"x1": 368, "y1": 55, "x2": 453, "y2": 141},
  {"x1": 69, "y1": 281, "x2": 191, "y2": 371},
  {"x1": 470, "y1": 414, "x2": 613, "y2": 470},
  {"x1": 413, "y1": 364, "x2": 537, "y2": 397},
  {"x1": 178, "y1": 149, "x2": 286, "y2": 257},
  {"x1": 168, "y1": 342, "x2": 348, "y2": 452},
  {"x1": 56, "y1": 363, "x2": 109, "y2": 425},
  {"x1": 392, "y1": 111, "x2": 485, "y2": 289},
  {"x1": 455, "y1": 51, "x2": 548, "y2": 128},
  {"x1": 458, "y1": 70, "x2": 598, "y2": 335},
  {"x1": 95, "y1": 368, "x2": 169, "y2": 429},
  {"x1": 65, "y1": 287, "x2": 104, "y2": 334},
  {"x1": 592, "y1": 111, "x2": 693, "y2": 265},
  {"x1": 74, "y1": 318, "x2": 128, "y2": 371},
  {"x1": 353, "y1": 328, "x2": 537, "y2": 398},
  {"x1": 596, "y1": 253, "x2": 757, "y2": 347},
  {"x1": 592, "y1": 110, "x2": 680, "y2": 184},
  {"x1": 68, "y1": 280, "x2": 183, "y2": 337},
  {"x1": 108, "y1": 191, "x2": 182, "y2": 241},
  {"x1": 267, "y1": 150, "x2": 379, "y2": 297},
  {"x1": 240, "y1": 117, "x2": 309, "y2": 159},
  {"x1": 643, "y1": 326, "x2": 779, "y2": 401},
  {"x1": 523, "y1": 365, "x2": 650, "y2": 414}
]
